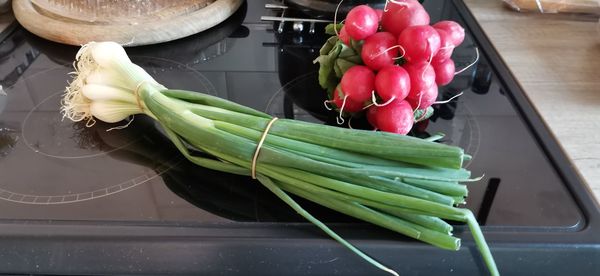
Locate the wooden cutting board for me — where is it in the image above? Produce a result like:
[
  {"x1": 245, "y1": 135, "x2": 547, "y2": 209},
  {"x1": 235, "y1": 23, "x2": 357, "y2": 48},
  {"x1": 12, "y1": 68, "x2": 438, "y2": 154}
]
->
[
  {"x1": 13, "y1": 0, "x2": 244, "y2": 46},
  {"x1": 504, "y1": 0, "x2": 600, "y2": 14}
]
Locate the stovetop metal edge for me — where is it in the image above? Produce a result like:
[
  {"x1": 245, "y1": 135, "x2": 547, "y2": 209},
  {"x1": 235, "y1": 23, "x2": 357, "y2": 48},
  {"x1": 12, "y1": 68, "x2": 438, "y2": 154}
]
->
[{"x1": 451, "y1": 0, "x2": 599, "y2": 242}]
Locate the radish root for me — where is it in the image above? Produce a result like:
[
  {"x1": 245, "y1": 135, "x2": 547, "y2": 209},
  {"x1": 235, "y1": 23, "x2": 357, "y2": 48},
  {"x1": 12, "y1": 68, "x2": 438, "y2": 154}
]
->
[
  {"x1": 393, "y1": 45, "x2": 407, "y2": 60},
  {"x1": 373, "y1": 45, "x2": 402, "y2": 58},
  {"x1": 336, "y1": 95, "x2": 349, "y2": 125},
  {"x1": 371, "y1": 91, "x2": 396, "y2": 107},
  {"x1": 323, "y1": 100, "x2": 335, "y2": 111},
  {"x1": 413, "y1": 92, "x2": 425, "y2": 112},
  {"x1": 333, "y1": 0, "x2": 345, "y2": 37},
  {"x1": 419, "y1": 40, "x2": 434, "y2": 81},
  {"x1": 455, "y1": 47, "x2": 479, "y2": 75},
  {"x1": 434, "y1": 92, "x2": 464, "y2": 105}
]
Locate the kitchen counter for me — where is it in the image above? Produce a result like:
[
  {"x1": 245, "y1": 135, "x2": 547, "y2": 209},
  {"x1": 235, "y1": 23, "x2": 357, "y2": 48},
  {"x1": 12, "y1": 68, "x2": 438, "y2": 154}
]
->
[{"x1": 463, "y1": 0, "x2": 600, "y2": 204}]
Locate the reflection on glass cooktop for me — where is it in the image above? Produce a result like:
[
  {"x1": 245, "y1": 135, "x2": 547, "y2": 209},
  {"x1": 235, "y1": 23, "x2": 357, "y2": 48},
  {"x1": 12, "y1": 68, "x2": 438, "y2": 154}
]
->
[{"x1": 0, "y1": 0, "x2": 583, "y2": 229}]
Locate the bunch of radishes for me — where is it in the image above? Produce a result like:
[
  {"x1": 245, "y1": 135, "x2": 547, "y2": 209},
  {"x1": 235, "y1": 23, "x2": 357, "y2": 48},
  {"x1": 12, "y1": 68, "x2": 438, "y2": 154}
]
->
[{"x1": 321, "y1": 0, "x2": 465, "y2": 135}]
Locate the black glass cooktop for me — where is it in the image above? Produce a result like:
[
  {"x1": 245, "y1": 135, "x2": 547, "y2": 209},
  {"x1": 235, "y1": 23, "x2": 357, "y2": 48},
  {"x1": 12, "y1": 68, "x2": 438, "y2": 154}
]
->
[
  {"x1": 0, "y1": 1, "x2": 598, "y2": 275},
  {"x1": 0, "y1": 0, "x2": 582, "y2": 227}
]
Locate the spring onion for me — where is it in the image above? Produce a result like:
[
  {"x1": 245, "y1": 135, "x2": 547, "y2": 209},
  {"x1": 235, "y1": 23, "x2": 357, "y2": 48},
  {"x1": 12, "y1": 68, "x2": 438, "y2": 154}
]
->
[{"x1": 61, "y1": 42, "x2": 498, "y2": 276}]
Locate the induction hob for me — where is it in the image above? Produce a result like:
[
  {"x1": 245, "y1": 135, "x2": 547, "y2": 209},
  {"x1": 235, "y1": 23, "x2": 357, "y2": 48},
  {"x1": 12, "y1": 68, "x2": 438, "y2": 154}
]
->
[{"x1": 0, "y1": 1, "x2": 598, "y2": 275}]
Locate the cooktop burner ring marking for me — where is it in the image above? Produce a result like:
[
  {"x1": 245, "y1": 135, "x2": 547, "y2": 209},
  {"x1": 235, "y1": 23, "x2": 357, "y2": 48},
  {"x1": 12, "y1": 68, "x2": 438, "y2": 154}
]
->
[
  {"x1": 21, "y1": 90, "x2": 142, "y2": 159},
  {"x1": 3, "y1": 57, "x2": 213, "y2": 204},
  {"x1": 264, "y1": 71, "x2": 315, "y2": 113},
  {"x1": 0, "y1": 156, "x2": 182, "y2": 205},
  {"x1": 19, "y1": 57, "x2": 216, "y2": 159}
]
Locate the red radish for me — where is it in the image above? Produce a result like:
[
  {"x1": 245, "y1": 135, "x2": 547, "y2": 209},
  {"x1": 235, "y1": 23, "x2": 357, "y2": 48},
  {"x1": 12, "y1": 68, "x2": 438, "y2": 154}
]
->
[
  {"x1": 375, "y1": 9, "x2": 384, "y2": 21},
  {"x1": 375, "y1": 65, "x2": 411, "y2": 103},
  {"x1": 398, "y1": 25, "x2": 441, "y2": 62},
  {"x1": 407, "y1": 83, "x2": 438, "y2": 110},
  {"x1": 361, "y1": 32, "x2": 398, "y2": 71},
  {"x1": 381, "y1": 2, "x2": 429, "y2": 36},
  {"x1": 338, "y1": 26, "x2": 350, "y2": 45},
  {"x1": 404, "y1": 62, "x2": 436, "y2": 99},
  {"x1": 433, "y1": 21, "x2": 465, "y2": 46},
  {"x1": 341, "y1": 65, "x2": 376, "y2": 103},
  {"x1": 432, "y1": 58, "x2": 455, "y2": 86},
  {"x1": 372, "y1": 100, "x2": 414, "y2": 135},
  {"x1": 366, "y1": 105, "x2": 379, "y2": 129},
  {"x1": 332, "y1": 85, "x2": 363, "y2": 113},
  {"x1": 344, "y1": 5, "x2": 379, "y2": 40},
  {"x1": 432, "y1": 28, "x2": 455, "y2": 64}
]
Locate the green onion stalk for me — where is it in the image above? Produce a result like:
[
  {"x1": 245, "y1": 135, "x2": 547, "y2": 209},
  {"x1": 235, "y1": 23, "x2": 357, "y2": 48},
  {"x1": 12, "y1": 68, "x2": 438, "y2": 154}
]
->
[{"x1": 61, "y1": 42, "x2": 499, "y2": 276}]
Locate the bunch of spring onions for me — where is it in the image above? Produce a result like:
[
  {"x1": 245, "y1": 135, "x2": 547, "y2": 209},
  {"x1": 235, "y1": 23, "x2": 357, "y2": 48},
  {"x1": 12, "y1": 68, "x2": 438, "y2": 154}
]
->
[{"x1": 61, "y1": 42, "x2": 498, "y2": 276}]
